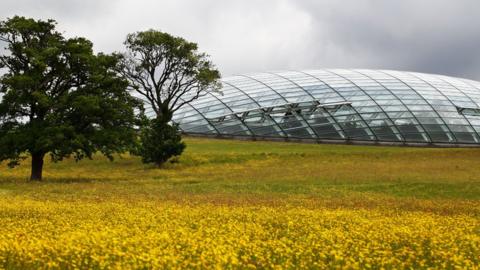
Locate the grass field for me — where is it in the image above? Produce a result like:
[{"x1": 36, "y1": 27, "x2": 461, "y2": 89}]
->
[{"x1": 1, "y1": 137, "x2": 480, "y2": 269}]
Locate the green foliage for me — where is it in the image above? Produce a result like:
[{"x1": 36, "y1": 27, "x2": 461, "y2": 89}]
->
[
  {"x1": 0, "y1": 16, "x2": 141, "y2": 180},
  {"x1": 136, "y1": 119, "x2": 185, "y2": 166},
  {"x1": 119, "y1": 29, "x2": 221, "y2": 123}
]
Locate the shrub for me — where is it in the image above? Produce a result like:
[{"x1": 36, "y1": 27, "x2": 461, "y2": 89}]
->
[{"x1": 137, "y1": 119, "x2": 186, "y2": 167}]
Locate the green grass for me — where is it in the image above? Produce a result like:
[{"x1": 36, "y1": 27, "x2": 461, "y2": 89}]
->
[{"x1": 2, "y1": 137, "x2": 480, "y2": 206}]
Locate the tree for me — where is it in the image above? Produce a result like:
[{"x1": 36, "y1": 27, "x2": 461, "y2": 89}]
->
[
  {"x1": 0, "y1": 16, "x2": 140, "y2": 181},
  {"x1": 119, "y1": 30, "x2": 221, "y2": 165}
]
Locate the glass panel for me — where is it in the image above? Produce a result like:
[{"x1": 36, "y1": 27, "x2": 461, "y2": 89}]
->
[
  {"x1": 458, "y1": 107, "x2": 480, "y2": 116},
  {"x1": 182, "y1": 124, "x2": 215, "y2": 134},
  {"x1": 453, "y1": 132, "x2": 478, "y2": 143},
  {"x1": 376, "y1": 134, "x2": 401, "y2": 142},
  {"x1": 284, "y1": 127, "x2": 313, "y2": 138},
  {"x1": 341, "y1": 122, "x2": 373, "y2": 139},
  {"x1": 313, "y1": 124, "x2": 344, "y2": 139},
  {"x1": 395, "y1": 120, "x2": 424, "y2": 134},
  {"x1": 422, "y1": 124, "x2": 449, "y2": 132},
  {"x1": 448, "y1": 125, "x2": 474, "y2": 132},
  {"x1": 277, "y1": 114, "x2": 303, "y2": 129},
  {"x1": 371, "y1": 125, "x2": 401, "y2": 141},
  {"x1": 429, "y1": 133, "x2": 455, "y2": 143},
  {"x1": 250, "y1": 125, "x2": 282, "y2": 137},
  {"x1": 403, "y1": 133, "x2": 429, "y2": 142},
  {"x1": 217, "y1": 124, "x2": 248, "y2": 135}
]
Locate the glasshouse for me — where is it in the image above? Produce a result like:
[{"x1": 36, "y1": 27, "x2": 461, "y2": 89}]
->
[{"x1": 171, "y1": 69, "x2": 480, "y2": 146}]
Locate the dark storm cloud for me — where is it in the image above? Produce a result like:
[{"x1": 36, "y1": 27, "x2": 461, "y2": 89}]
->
[
  {"x1": 1, "y1": 0, "x2": 479, "y2": 79},
  {"x1": 291, "y1": 0, "x2": 480, "y2": 80}
]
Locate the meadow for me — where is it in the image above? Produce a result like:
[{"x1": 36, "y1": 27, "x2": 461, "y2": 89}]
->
[{"x1": 0, "y1": 137, "x2": 480, "y2": 269}]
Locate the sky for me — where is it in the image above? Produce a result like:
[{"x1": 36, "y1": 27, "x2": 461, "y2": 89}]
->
[{"x1": 1, "y1": 0, "x2": 480, "y2": 80}]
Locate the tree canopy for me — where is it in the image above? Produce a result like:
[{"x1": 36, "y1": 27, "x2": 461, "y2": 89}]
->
[
  {"x1": 119, "y1": 29, "x2": 221, "y2": 123},
  {"x1": 0, "y1": 16, "x2": 140, "y2": 180}
]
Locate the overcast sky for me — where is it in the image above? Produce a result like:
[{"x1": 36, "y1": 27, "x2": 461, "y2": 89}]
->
[{"x1": 1, "y1": 0, "x2": 480, "y2": 80}]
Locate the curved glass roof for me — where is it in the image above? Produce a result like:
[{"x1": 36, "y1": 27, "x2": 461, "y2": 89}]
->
[{"x1": 170, "y1": 69, "x2": 480, "y2": 145}]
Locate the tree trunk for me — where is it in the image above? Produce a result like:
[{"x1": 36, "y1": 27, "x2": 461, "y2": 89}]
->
[
  {"x1": 30, "y1": 152, "x2": 45, "y2": 181},
  {"x1": 158, "y1": 106, "x2": 173, "y2": 124}
]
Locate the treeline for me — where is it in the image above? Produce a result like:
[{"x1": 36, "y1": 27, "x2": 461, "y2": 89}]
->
[{"x1": 0, "y1": 16, "x2": 221, "y2": 180}]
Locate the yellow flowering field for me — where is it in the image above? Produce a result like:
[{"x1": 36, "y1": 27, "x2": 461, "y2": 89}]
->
[
  {"x1": 1, "y1": 200, "x2": 479, "y2": 269},
  {"x1": 1, "y1": 137, "x2": 480, "y2": 269}
]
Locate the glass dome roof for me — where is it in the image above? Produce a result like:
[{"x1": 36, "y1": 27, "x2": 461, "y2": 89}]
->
[{"x1": 170, "y1": 69, "x2": 480, "y2": 145}]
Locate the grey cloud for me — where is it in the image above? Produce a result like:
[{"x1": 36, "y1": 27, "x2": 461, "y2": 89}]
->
[
  {"x1": 291, "y1": 0, "x2": 480, "y2": 79},
  {"x1": 0, "y1": 0, "x2": 110, "y2": 22},
  {"x1": 0, "y1": 0, "x2": 479, "y2": 80}
]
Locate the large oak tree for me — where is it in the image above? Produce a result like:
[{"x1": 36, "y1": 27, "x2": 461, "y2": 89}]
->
[{"x1": 0, "y1": 16, "x2": 140, "y2": 180}]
